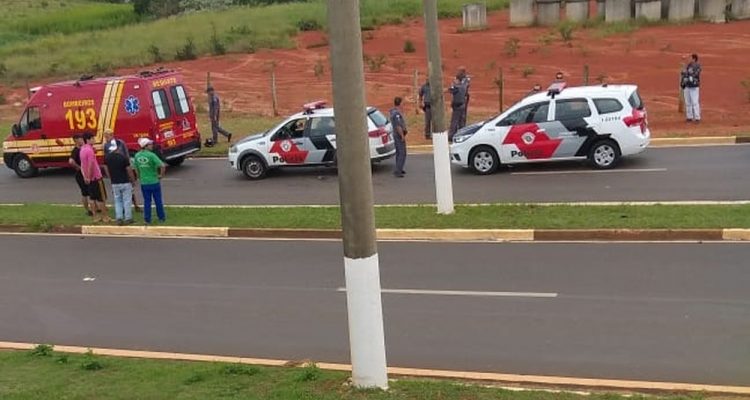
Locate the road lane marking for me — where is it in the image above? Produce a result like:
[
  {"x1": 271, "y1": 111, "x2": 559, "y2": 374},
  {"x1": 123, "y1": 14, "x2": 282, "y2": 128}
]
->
[
  {"x1": 337, "y1": 288, "x2": 557, "y2": 298},
  {"x1": 511, "y1": 168, "x2": 667, "y2": 176}
]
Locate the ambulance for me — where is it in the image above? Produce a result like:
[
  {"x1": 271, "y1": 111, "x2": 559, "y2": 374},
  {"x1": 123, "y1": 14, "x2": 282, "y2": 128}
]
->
[{"x1": 3, "y1": 68, "x2": 201, "y2": 178}]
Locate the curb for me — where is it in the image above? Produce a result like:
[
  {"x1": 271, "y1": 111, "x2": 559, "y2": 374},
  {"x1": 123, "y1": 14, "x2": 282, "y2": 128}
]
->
[
  {"x1": 0, "y1": 341, "x2": 748, "y2": 395},
  {"x1": 3, "y1": 225, "x2": 750, "y2": 242}
]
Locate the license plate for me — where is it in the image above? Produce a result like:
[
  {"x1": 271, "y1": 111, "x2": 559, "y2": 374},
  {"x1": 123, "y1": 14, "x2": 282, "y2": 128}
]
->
[{"x1": 164, "y1": 131, "x2": 174, "y2": 139}]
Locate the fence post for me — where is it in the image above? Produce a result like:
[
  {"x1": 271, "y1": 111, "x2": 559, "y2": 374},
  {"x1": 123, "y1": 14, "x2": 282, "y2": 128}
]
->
[
  {"x1": 413, "y1": 69, "x2": 419, "y2": 114},
  {"x1": 494, "y1": 67, "x2": 504, "y2": 112},
  {"x1": 271, "y1": 62, "x2": 279, "y2": 117},
  {"x1": 583, "y1": 64, "x2": 589, "y2": 85}
]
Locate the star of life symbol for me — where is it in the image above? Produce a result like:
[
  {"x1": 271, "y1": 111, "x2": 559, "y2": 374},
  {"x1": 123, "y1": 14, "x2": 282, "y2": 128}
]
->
[
  {"x1": 280, "y1": 140, "x2": 292, "y2": 152},
  {"x1": 124, "y1": 96, "x2": 140, "y2": 116},
  {"x1": 522, "y1": 132, "x2": 535, "y2": 145}
]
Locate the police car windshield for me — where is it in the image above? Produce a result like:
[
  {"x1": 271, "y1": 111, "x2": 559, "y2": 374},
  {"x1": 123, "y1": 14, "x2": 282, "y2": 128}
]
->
[{"x1": 368, "y1": 109, "x2": 388, "y2": 127}]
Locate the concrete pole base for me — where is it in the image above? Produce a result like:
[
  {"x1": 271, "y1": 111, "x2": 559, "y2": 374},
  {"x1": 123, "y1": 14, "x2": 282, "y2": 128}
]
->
[
  {"x1": 606, "y1": 0, "x2": 632, "y2": 22},
  {"x1": 699, "y1": 0, "x2": 727, "y2": 22},
  {"x1": 536, "y1": 0, "x2": 562, "y2": 26},
  {"x1": 669, "y1": 0, "x2": 696, "y2": 20},
  {"x1": 731, "y1": 0, "x2": 750, "y2": 19},
  {"x1": 635, "y1": 0, "x2": 663, "y2": 20},
  {"x1": 510, "y1": 0, "x2": 535, "y2": 26},
  {"x1": 566, "y1": 0, "x2": 590, "y2": 22}
]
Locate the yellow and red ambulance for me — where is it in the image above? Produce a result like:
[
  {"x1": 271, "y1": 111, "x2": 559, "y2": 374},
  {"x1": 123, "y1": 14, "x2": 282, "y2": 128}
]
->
[{"x1": 3, "y1": 68, "x2": 201, "y2": 177}]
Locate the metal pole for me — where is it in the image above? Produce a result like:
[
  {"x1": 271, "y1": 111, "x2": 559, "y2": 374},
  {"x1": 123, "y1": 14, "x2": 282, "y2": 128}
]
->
[
  {"x1": 423, "y1": 0, "x2": 455, "y2": 215},
  {"x1": 326, "y1": 0, "x2": 388, "y2": 389}
]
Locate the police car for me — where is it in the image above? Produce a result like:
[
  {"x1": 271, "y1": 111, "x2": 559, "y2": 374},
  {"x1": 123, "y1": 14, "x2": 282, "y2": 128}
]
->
[
  {"x1": 228, "y1": 101, "x2": 396, "y2": 179},
  {"x1": 450, "y1": 84, "x2": 650, "y2": 174}
]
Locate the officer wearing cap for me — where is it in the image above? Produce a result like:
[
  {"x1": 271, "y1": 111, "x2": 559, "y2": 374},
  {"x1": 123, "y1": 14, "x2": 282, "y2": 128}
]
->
[
  {"x1": 448, "y1": 72, "x2": 468, "y2": 138},
  {"x1": 457, "y1": 66, "x2": 471, "y2": 128},
  {"x1": 207, "y1": 85, "x2": 233, "y2": 147}
]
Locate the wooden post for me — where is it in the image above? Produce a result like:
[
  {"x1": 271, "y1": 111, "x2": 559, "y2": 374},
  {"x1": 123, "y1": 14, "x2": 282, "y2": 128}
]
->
[
  {"x1": 583, "y1": 64, "x2": 589, "y2": 85},
  {"x1": 494, "y1": 67, "x2": 504, "y2": 112},
  {"x1": 413, "y1": 69, "x2": 419, "y2": 114},
  {"x1": 271, "y1": 63, "x2": 279, "y2": 117}
]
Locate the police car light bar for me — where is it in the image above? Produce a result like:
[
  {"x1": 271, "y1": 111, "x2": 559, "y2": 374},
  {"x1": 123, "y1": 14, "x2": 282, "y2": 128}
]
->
[
  {"x1": 303, "y1": 100, "x2": 327, "y2": 114},
  {"x1": 547, "y1": 82, "x2": 566, "y2": 97}
]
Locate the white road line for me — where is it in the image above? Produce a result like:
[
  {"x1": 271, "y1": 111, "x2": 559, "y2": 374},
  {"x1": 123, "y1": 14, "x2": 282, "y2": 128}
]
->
[
  {"x1": 511, "y1": 168, "x2": 667, "y2": 176},
  {"x1": 336, "y1": 287, "x2": 558, "y2": 298}
]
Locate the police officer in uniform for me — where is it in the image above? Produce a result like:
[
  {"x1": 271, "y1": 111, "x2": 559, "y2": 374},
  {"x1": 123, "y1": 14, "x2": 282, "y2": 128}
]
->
[
  {"x1": 457, "y1": 67, "x2": 471, "y2": 128},
  {"x1": 448, "y1": 73, "x2": 468, "y2": 139},
  {"x1": 389, "y1": 97, "x2": 407, "y2": 178},
  {"x1": 418, "y1": 78, "x2": 431, "y2": 139}
]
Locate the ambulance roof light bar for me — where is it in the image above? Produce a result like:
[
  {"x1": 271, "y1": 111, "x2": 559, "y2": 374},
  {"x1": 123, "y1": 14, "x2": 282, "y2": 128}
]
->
[
  {"x1": 303, "y1": 100, "x2": 327, "y2": 114},
  {"x1": 547, "y1": 82, "x2": 566, "y2": 98}
]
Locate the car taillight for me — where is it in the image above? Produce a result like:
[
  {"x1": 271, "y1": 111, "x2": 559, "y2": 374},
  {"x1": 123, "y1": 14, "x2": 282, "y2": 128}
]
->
[
  {"x1": 368, "y1": 127, "x2": 389, "y2": 144},
  {"x1": 623, "y1": 109, "x2": 647, "y2": 133}
]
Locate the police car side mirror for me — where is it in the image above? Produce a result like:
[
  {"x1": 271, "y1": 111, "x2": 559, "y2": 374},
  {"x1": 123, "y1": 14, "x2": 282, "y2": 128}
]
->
[{"x1": 11, "y1": 124, "x2": 21, "y2": 137}]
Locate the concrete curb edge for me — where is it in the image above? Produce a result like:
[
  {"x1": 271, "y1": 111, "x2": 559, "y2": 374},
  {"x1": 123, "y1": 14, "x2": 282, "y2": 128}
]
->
[
  {"x1": 0, "y1": 341, "x2": 748, "y2": 395},
  {"x1": 2, "y1": 225, "x2": 750, "y2": 242}
]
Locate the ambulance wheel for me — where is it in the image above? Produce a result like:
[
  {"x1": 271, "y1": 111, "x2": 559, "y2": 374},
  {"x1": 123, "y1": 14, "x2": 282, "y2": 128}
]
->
[
  {"x1": 589, "y1": 140, "x2": 620, "y2": 170},
  {"x1": 13, "y1": 155, "x2": 38, "y2": 178},
  {"x1": 166, "y1": 156, "x2": 185, "y2": 167},
  {"x1": 241, "y1": 155, "x2": 267, "y2": 180},
  {"x1": 469, "y1": 146, "x2": 499, "y2": 175}
]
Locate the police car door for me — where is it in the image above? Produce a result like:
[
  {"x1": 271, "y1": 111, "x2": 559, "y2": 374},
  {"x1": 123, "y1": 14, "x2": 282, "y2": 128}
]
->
[
  {"x1": 499, "y1": 101, "x2": 557, "y2": 163},
  {"x1": 269, "y1": 118, "x2": 310, "y2": 166},
  {"x1": 547, "y1": 98, "x2": 596, "y2": 158},
  {"x1": 306, "y1": 116, "x2": 336, "y2": 164}
]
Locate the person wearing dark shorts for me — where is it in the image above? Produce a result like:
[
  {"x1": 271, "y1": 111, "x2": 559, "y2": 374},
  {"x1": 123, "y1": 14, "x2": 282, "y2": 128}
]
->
[
  {"x1": 80, "y1": 132, "x2": 111, "y2": 223},
  {"x1": 68, "y1": 134, "x2": 92, "y2": 216}
]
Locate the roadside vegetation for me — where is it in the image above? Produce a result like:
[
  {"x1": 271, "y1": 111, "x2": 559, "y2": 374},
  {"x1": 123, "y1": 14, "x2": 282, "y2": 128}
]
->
[
  {"x1": 0, "y1": 0, "x2": 510, "y2": 83},
  {"x1": 2, "y1": 203, "x2": 750, "y2": 231},
  {"x1": 0, "y1": 346, "x2": 708, "y2": 400}
]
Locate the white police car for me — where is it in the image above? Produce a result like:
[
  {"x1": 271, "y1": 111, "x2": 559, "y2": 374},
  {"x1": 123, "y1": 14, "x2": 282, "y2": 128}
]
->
[
  {"x1": 228, "y1": 101, "x2": 396, "y2": 179},
  {"x1": 450, "y1": 84, "x2": 650, "y2": 174}
]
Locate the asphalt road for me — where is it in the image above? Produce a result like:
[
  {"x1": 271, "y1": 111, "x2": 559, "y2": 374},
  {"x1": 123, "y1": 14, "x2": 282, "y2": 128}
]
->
[
  {"x1": 1, "y1": 145, "x2": 749, "y2": 204},
  {"x1": 1, "y1": 235, "x2": 748, "y2": 385}
]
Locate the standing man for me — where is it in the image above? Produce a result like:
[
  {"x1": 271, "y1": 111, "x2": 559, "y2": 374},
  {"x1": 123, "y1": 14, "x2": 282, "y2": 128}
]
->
[
  {"x1": 207, "y1": 85, "x2": 233, "y2": 147},
  {"x1": 554, "y1": 71, "x2": 565, "y2": 84},
  {"x1": 389, "y1": 97, "x2": 408, "y2": 178},
  {"x1": 418, "y1": 78, "x2": 432, "y2": 139},
  {"x1": 103, "y1": 128, "x2": 141, "y2": 213},
  {"x1": 448, "y1": 73, "x2": 468, "y2": 138},
  {"x1": 68, "y1": 134, "x2": 92, "y2": 217},
  {"x1": 134, "y1": 138, "x2": 167, "y2": 224},
  {"x1": 682, "y1": 53, "x2": 702, "y2": 123},
  {"x1": 526, "y1": 83, "x2": 543, "y2": 97},
  {"x1": 79, "y1": 133, "x2": 111, "y2": 223},
  {"x1": 457, "y1": 66, "x2": 471, "y2": 129},
  {"x1": 105, "y1": 144, "x2": 136, "y2": 225}
]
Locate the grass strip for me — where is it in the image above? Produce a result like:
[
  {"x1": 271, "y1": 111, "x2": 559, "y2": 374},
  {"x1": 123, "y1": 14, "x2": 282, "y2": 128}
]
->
[
  {"x1": 1, "y1": 203, "x2": 750, "y2": 231},
  {"x1": 0, "y1": 347, "x2": 702, "y2": 400}
]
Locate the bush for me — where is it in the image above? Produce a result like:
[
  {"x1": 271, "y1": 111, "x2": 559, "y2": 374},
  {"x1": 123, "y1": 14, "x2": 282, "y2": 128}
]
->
[
  {"x1": 313, "y1": 59, "x2": 324, "y2": 78},
  {"x1": 29, "y1": 344, "x2": 54, "y2": 357},
  {"x1": 295, "y1": 363, "x2": 320, "y2": 382},
  {"x1": 296, "y1": 18, "x2": 321, "y2": 31},
  {"x1": 148, "y1": 44, "x2": 163, "y2": 62},
  {"x1": 558, "y1": 22, "x2": 574, "y2": 42},
  {"x1": 504, "y1": 37, "x2": 520, "y2": 57},
  {"x1": 0, "y1": 93, "x2": 6, "y2": 105},
  {"x1": 175, "y1": 37, "x2": 197, "y2": 60},
  {"x1": 741, "y1": 79, "x2": 750, "y2": 103},
  {"x1": 403, "y1": 39, "x2": 415, "y2": 53},
  {"x1": 521, "y1": 66, "x2": 535, "y2": 78},
  {"x1": 363, "y1": 54, "x2": 387, "y2": 72},
  {"x1": 210, "y1": 23, "x2": 226, "y2": 55}
]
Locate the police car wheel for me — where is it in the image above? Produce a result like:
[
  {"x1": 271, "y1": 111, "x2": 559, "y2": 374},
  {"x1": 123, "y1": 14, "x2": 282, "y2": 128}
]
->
[
  {"x1": 589, "y1": 140, "x2": 620, "y2": 170},
  {"x1": 241, "y1": 155, "x2": 267, "y2": 180},
  {"x1": 13, "y1": 154, "x2": 38, "y2": 178},
  {"x1": 469, "y1": 146, "x2": 499, "y2": 175}
]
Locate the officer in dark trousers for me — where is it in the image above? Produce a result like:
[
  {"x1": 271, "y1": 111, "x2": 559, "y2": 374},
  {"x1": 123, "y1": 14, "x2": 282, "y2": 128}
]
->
[
  {"x1": 448, "y1": 73, "x2": 467, "y2": 139},
  {"x1": 457, "y1": 66, "x2": 471, "y2": 128},
  {"x1": 207, "y1": 85, "x2": 233, "y2": 147},
  {"x1": 418, "y1": 78, "x2": 431, "y2": 139},
  {"x1": 389, "y1": 97, "x2": 407, "y2": 178}
]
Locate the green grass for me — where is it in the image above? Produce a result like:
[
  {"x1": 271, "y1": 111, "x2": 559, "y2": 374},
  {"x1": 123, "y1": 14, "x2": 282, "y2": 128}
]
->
[
  {"x1": 0, "y1": 0, "x2": 510, "y2": 82},
  {"x1": 0, "y1": 348, "x2": 705, "y2": 400},
  {"x1": 2, "y1": 203, "x2": 750, "y2": 230}
]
